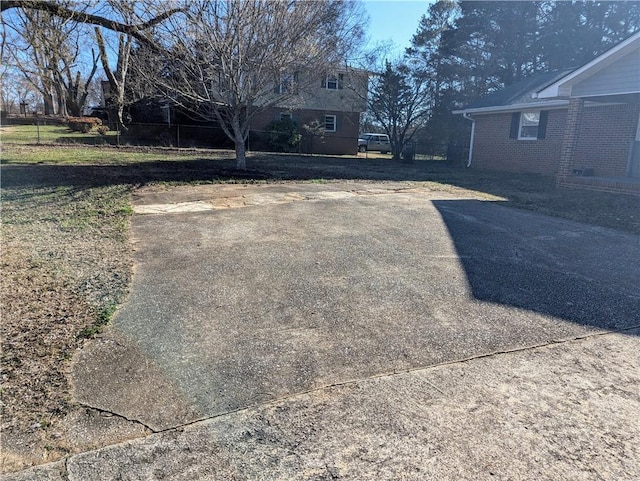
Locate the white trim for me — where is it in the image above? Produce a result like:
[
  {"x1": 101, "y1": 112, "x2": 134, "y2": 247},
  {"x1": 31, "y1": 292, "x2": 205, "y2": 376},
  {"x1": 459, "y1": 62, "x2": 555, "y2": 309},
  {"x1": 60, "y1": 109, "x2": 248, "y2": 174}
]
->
[
  {"x1": 452, "y1": 99, "x2": 622, "y2": 117},
  {"x1": 462, "y1": 113, "x2": 475, "y2": 167},
  {"x1": 324, "y1": 74, "x2": 344, "y2": 91},
  {"x1": 325, "y1": 76, "x2": 339, "y2": 90},
  {"x1": 517, "y1": 111, "x2": 541, "y2": 140},
  {"x1": 453, "y1": 100, "x2": 568, "y2": 116},
  {"x1": 535, "y1": 31, "x2": 640, "y2": 99},
  {"x1": 324, "y1": 114, "x2": 337, "y2": 132},
  {"x1": 562, "y1": 90, "x2": 640, "y2": 100}
]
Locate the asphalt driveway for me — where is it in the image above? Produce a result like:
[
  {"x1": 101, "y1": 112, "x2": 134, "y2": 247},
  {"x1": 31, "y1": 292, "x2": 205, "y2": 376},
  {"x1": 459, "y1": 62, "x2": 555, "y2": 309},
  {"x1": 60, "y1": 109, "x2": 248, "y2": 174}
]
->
[{"x1": 11, "y1": 181, "x2": 638, "y2": 480}]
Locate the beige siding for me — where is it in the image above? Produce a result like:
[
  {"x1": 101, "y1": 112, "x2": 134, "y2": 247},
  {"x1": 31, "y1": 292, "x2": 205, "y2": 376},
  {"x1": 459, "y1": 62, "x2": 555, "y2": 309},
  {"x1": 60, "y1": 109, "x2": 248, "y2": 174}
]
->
[
  {"x1": 297, "y1": 70, "x2": 368, "y2": 112},
  {"x1": 572, "y1": 51, "x2": 640, "y2": 97},
  {"x1": 266, "y1": 70, "x2": 368, "y2": 113}
]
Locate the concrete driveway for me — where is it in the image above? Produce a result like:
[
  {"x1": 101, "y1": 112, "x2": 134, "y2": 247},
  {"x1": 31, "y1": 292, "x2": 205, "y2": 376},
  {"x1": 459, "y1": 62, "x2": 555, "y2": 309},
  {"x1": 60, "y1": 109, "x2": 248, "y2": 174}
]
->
[{"x1": 7, "y1": 181, "x2": 639, "y2": 480}]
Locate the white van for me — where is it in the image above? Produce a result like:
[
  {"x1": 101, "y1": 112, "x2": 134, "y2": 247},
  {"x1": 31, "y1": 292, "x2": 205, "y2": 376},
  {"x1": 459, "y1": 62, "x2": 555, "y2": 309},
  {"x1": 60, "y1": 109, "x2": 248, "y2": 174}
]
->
[{"x1": 358, "y1": 133, "x2": 391, "y2": 153}]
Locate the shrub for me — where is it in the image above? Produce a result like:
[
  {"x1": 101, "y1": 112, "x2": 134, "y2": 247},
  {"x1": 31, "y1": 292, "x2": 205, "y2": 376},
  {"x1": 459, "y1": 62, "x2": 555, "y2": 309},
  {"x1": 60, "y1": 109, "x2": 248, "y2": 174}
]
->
[
  {"x1": 266, "y1": 117, "x2": 301, "y2": 152},
  {"x1": 66, "y1": 116, "x2": 102, "y2": 133},
  {"x1": 96, "y1": 125, "x2": 110, "y2": 135}
]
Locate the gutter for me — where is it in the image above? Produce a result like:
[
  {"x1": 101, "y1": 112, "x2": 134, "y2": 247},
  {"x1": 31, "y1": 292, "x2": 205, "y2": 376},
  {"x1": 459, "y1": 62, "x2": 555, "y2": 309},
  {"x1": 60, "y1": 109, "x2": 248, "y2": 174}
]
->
[
  {"x1": 462, "y1": 113, "x2": 475, "y2": 168},
  {"x1": 452, "y1": 99, "x2": 569, "y2": 116}
]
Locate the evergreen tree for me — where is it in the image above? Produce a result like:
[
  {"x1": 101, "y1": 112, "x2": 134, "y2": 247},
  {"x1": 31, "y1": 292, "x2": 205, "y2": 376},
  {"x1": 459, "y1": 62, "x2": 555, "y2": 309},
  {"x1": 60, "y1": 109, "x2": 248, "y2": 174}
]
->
[
  {"x1": 539, "y1": 1, "x2": 640, "y2": 70},
  {"x1": 408, "y1": 0, "x2": 640, "y2": 155}
]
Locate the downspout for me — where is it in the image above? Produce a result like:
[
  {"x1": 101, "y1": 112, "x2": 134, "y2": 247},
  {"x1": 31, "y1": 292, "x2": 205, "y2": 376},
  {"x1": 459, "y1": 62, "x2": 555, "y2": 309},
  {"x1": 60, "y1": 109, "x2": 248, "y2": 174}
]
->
[{"x1": 463, "y1": 113, "x2": 475, "y2": 167}]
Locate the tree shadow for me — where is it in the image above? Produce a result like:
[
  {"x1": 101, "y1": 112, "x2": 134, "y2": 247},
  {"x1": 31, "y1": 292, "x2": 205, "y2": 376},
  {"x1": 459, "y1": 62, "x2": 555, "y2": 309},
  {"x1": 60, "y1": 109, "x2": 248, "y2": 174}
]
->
[
  {"x1": 433, "y1": 199, "x2": 640, "y2": 334},
  {"x1": 2, "y1": 152, "x2": 637, "y2": 234},
  {"x1": 0, "y1": 152, "x2": 537, "y2": 189},
  {"x1": 0, "y1": 157, "x2": 271, "y2": 191}
]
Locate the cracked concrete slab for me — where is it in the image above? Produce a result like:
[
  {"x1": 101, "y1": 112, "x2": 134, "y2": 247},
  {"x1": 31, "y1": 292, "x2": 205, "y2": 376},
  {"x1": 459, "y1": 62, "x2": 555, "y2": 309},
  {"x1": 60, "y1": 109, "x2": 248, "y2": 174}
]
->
[
  {"x1": 131, "y1": 183, "x2": 453, "y2": 215},
  {"x1": 69, "y1": 182, "x2": 639, "y2": 435},
  {"x1": 5, "y1": 181, "x2": 640, "y2": 479},
  {"x1": 71, "y1": 332, "x2": 203, "y2": 430},
  {"x1": 6, "y1": 329, "x2": 640, "y2": 480}
]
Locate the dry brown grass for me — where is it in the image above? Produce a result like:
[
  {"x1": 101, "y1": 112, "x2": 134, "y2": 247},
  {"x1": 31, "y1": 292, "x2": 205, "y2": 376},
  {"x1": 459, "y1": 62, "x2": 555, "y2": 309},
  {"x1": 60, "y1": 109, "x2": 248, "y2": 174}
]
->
[{"x1": 1, "y1": 143, "x2": 637, "y2": 472}]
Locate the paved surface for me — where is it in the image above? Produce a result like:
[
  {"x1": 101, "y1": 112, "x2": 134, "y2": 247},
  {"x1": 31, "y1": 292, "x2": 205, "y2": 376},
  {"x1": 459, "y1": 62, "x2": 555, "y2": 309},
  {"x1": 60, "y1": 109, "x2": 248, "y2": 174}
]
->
[{"x1": 5, "y1": 182, "x2": 640, "y2": 480}]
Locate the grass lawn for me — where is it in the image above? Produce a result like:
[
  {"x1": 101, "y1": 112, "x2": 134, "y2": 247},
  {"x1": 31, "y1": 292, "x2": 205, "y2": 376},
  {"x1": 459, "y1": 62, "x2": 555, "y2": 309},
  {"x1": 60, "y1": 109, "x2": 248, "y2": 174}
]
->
[
  {"x1": 1, "y1": 142, "x2": 638, "y2": 472},
  {"x1": 1, "y1": 124, "x2": 119, "y2": 145}
]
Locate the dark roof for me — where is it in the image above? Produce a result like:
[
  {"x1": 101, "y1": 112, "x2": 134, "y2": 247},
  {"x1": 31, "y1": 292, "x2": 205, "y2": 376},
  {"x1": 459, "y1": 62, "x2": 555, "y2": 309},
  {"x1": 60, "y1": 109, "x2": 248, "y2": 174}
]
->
[{"x1": 465, "y1": 69, "x2": 575, "y2": 109}]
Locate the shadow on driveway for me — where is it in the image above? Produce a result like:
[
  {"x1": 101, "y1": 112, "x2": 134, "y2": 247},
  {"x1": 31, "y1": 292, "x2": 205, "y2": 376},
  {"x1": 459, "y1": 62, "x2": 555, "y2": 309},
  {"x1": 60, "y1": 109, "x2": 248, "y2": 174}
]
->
[
  {"x1": 70, "y1": 186, "x2": 640, "y2": 432},
  {"x1": 433, "y1": 199, "x2": 639, "y2": 332}
]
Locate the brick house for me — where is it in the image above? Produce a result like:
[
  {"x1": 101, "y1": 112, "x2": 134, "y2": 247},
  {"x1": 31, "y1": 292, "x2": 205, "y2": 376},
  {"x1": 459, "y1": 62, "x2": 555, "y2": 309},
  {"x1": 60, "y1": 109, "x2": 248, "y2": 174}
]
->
[
  {"x1": 454, "y1": 31, "x2": 640, "y2": 196},
  {"x1": 115, "y1": 67, "x2": 368, "y2": 155},
  {"x1": 250, "y1": 67, "x2": 369, "y2": 156}
]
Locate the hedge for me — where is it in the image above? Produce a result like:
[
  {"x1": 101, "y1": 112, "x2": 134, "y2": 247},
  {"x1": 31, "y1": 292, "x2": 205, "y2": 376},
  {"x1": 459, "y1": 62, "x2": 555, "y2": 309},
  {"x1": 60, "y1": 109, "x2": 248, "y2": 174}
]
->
[{"x1": 66, "y1": 116, "x2": 103, "y2": 133}]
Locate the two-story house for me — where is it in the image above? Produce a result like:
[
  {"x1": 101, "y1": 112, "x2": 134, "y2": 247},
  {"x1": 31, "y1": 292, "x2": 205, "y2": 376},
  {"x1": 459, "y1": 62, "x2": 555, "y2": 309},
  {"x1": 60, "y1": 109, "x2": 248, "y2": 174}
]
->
[
  {"x1": 250, "y1": 67, "x2": 369, "y2": 155},
  {"x1": 115, "y1": 67, "x2": 368, "y2": 155}
]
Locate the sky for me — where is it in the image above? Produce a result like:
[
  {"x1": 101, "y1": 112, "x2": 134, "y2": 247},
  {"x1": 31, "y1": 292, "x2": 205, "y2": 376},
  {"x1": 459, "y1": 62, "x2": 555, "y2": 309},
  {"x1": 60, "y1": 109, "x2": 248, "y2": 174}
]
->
[{"x1": 363, "y1": 0, "x2": 435, "y2": 58}]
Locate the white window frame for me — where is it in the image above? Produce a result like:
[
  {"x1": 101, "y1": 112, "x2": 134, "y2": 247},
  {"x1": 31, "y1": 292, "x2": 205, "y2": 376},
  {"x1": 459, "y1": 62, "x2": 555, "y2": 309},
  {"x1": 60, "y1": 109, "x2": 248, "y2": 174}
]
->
[
  {"x1": 518, "y1": 111, "x2": 540, "y2": 140},
  {"x1": 325, "y1": 75, "x2": 338, "y2": 90},
  {"x1": 324, "y1": 115, "x2": 337, "y2": 132},
  {"x1": 324, "y1": 73, "x2": 343, "y2": 90}
]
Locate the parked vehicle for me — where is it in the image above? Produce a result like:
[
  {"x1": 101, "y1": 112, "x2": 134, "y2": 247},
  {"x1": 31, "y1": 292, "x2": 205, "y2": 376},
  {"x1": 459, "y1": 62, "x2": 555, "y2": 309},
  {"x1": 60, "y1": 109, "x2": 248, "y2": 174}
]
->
[{"x1": 358, "y1": 133, "x2": 390, "y2": 153}]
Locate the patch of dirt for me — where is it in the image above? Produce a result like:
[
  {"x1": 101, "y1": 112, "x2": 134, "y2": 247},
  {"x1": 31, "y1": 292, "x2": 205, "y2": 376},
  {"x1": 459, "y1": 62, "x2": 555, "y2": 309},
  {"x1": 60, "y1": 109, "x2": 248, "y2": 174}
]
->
[{"x1": 0, "y1": 182, "x2": 137, "y2": 473}]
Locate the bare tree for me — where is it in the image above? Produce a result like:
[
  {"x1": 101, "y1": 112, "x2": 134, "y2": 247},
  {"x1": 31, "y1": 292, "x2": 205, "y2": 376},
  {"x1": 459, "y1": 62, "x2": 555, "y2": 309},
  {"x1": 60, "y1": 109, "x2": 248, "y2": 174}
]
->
[
  {"x1": 3, "y1": 2, "x2": 100, "y2": 116},
  {"x1": 136, "y1": 0, "x2": 365, "y2": 169},
  {"x1": 94, "y1": 0, "x2": 182, "y2": 130},
  {"x1": 1, "y1": 0, "x2": 183, "y2": 47},
  {"x1": 366, "y1": 61, "x2": 431, "y2": 161},
  {"x1": 2, "y1": 0, "x2": 184, "y2": 118},
  {"x1": 95, "y1": 26, "x2": 130, "y2": 127}
]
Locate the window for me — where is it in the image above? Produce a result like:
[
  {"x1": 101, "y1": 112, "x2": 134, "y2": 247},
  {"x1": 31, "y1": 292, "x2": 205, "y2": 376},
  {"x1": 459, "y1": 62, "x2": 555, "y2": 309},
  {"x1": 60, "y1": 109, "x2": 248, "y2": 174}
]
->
[
  {"x1": 510, "y1": 110, "x2": 548, "y2": 140},
  {"x1": 324, "y1": 115, "x2": 337, "y2": 132},
  {"x1": 280, "y1": 112, "x2": 292, "y2": 121},
  {"x1": 277, "y1": 72, "x2": 298, "y2": 94},
  {"x1": 519, "y1": 111, "x2": 540, "y2": 140},
  {"x1": 322, "y1": 73, "x2": 344, "y2": 90}
]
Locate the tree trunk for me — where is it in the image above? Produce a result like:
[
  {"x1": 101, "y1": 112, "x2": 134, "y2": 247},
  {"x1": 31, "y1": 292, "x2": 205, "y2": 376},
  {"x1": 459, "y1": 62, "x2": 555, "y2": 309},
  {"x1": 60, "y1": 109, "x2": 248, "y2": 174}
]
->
[
  {"x1": 43, "y1": 91, "x2": 55, "y2": 115},
  {"x1": 235, "y1": 135, "x2": 247, "y2": 170},
  {"x1": 116, "y1": 103, "x2": 127, "y2": 132},
  {"x1": 393, "y1": 144, "x2": 402, "y2": 161},
  {"x1": 231, "y1": 113, "x2": 247, "y2": 170}
]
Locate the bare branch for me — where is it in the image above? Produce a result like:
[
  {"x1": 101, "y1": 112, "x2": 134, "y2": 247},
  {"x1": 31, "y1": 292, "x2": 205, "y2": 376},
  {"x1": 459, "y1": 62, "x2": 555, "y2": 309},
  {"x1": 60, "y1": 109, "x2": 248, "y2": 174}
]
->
[{"x1": 1, "y1": 0, "x2": 184, "y2": 47}]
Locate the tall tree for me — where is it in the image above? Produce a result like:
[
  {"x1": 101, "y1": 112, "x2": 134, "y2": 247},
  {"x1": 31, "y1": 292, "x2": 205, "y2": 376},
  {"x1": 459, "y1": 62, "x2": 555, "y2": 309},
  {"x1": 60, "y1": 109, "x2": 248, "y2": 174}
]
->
[
  {"x1": 406, "y1": 0, "x2": 460, "y2": 147},
  {"x1": 3, "y1": 2, "x2": 99, "y2": 116},
  {"x1": 539, "y1": 1, "x2": 640, "y2": 70},
  {"x1": 95, "y1": 26, "x2": 131, "y2": 127},
  {"x1": 450, "y1": 1, "x2": 543, "y2": 92},
  {"x1": 408, "y1": 0, "x2": 640, "y2": 155},
  {"x1": 366, "y1": 61, "x2": 430, "y2": 161},
  {"x1": 134, "y1": 0, "x2": 365, "y2": 169}
]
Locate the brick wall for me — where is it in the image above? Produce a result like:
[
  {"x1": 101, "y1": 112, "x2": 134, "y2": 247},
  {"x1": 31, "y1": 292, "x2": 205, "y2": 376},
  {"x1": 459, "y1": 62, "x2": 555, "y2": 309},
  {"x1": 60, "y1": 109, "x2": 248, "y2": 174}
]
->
[
  {"x1": 471, "y1": 103, "x2": 640, "y2": 178},
  {"x1": 250, "y1": 107, "x2": 360, "y2": 155},
  {"x1": 573, "y1": 103, "x2": 639, "y2": 177},
  {"x1": 472, "y1": 109, "x2": 566, "y2": 176}
]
